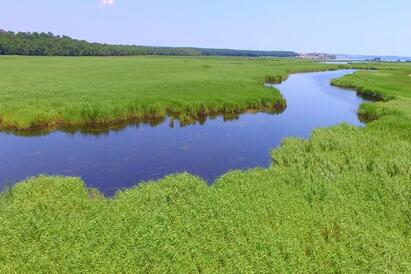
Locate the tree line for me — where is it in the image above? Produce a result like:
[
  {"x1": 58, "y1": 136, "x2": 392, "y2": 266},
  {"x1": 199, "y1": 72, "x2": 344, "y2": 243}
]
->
[{"x1": 0, "y1": 30, "x2": 298, "y2": 57}]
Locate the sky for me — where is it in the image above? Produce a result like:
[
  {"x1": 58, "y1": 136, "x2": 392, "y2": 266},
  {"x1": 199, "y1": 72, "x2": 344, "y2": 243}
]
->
[{"x1": 1, "y1": 0, "x2": 411, "y2": 56}]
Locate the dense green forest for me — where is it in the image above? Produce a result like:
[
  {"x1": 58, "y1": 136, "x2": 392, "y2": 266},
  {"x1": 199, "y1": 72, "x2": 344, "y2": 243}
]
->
[{"x1": 0, "y1": 30, "x2": 298, "y2": 57}]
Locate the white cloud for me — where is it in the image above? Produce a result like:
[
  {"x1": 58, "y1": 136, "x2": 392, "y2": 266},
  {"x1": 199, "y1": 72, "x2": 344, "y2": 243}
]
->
[{"x1": 99, "y1": 0, "x2": 115, "y2": 7}]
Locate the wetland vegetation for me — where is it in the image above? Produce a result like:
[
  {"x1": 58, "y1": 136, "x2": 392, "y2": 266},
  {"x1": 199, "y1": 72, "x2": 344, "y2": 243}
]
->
[
  {"x1": 0, "y1": 69, "x2": 368, "y2": 195},
  {"x1": 0, "y1": 56, "x2": 410, "y2": 272},
  {"x1": 0, "y1": 56, "x2": 346, "y2": 131}
]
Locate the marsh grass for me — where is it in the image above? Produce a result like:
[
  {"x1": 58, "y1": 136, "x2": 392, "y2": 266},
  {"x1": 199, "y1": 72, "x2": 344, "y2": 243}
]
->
[
  {"x1": 1, "y1": 60, "x2": 411, "y2": 272},
  {"x1": 0, "y1": 56, "x2": 342, "y2": 131}
]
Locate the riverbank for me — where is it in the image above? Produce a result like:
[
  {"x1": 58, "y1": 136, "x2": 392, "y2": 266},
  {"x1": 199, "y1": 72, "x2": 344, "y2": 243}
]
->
[
  {"x1": 0, "y1": 60, "x2": 410, "y2": 272},
  {"x1": 0, "y1": 56, "x2": 348, "y2": 131},
  {"x1": 0, "y1": 70, "x2": 367, "y2": 195}
]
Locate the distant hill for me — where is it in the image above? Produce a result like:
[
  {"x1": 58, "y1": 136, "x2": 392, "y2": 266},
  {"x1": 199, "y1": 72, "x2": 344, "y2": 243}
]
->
[{"x1": 0, "y1": 30, "x2": 298, "y2": 58}]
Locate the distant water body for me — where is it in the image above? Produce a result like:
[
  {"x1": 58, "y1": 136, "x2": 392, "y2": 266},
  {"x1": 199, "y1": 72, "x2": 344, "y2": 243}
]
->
[{"x1": 336, "y1": 54, "x2": 411, "y2": 62}]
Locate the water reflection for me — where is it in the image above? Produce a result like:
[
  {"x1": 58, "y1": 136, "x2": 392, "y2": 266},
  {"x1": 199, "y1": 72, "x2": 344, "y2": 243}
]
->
[{"x1": 0, "y1": 70, "x2": 370, "y2": 195}]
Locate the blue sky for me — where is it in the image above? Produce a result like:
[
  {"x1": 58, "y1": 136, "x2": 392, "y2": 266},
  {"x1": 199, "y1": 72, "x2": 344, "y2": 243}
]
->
[{"x1": 1, "y1": 0, "x2": 410, "y2": 56}]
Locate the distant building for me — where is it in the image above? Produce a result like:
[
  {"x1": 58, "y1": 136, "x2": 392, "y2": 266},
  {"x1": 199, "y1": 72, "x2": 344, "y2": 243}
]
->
[{"x1": 299, "y1": 52, "x2": 336, "y2": 60}]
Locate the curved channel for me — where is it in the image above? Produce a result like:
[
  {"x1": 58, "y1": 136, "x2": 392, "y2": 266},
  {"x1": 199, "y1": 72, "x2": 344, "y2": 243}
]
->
[{"x1": 0, "y1": 69, "x2": 368, "y2": 195}]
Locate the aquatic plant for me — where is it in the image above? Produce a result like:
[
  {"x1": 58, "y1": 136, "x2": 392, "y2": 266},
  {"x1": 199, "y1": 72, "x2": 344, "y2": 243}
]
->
[
  {"x1": 1, "y1": 59, "x2": 410, "y2": 272},
  {"x1": 0, "y1": 56, "x2": 341, "y2": 131}
]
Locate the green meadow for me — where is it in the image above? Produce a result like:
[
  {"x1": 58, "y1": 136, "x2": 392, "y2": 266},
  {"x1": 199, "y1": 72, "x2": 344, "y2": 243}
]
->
[
  {"x1": 0, "y1": 56, "x2": 346, "y2": 130},
  {"x1": 0, "y1": 57, "x2": 410, "y2": 272}
]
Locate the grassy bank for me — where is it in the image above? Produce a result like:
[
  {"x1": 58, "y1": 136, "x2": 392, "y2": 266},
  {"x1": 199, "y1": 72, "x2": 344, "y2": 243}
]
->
[
  {"x1": 0, "y1": 56, "x2": 344, "y2": 130},
  {"x1": 0, "y1": 60, "x2": 410, "y2": 272}
]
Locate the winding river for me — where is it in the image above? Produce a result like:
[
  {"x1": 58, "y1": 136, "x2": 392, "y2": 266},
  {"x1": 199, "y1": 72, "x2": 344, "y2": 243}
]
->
[{"x1": 0, "y1": 69, "x2": 368, "y2": 195}]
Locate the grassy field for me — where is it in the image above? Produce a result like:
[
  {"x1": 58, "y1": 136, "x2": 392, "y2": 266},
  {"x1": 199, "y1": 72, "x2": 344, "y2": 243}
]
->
[
  {"x1": 0, "y1": 58, "x2": 410, "y2": 272},
  {"x1": 0, "y1": 56, "x2": 346, "y2": 130}
]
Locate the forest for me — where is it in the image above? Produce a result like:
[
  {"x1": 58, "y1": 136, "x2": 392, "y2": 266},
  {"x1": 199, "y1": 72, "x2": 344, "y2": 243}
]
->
[{"x1": 0, "y1": 30, "x2": 298, "y2": 57}]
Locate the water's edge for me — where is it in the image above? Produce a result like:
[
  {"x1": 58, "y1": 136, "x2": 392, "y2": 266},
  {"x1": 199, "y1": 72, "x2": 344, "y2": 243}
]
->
[
  {"x1": 0, "y1": 70, "x2": 374, "y2": 195},
  {"x1": 0, "y1": 68, "x2": 355, "y2": 136}
]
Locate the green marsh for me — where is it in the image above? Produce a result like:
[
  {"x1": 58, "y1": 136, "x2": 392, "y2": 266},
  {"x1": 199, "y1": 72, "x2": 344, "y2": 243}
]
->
[
  {"x1": 0, "y1": 57, "x2": 410, "y2": 272},
  {"x1": 0, "y1": 56, "x2": 344, "y2": 130}
]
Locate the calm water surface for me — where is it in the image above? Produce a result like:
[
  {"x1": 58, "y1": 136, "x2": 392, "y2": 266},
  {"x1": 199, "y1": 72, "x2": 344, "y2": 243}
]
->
[{"x1": 0, "y1": 70, "x2": 368, "y2": 195}]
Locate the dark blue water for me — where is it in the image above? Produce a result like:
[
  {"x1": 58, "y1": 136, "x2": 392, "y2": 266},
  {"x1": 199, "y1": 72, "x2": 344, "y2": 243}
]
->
[{"x1": 0, "y1": 70, "x2": 367, "y2": 195}]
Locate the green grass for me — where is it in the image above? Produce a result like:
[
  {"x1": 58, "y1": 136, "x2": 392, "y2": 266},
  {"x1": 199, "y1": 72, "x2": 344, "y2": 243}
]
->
[
  {"x1": 0, "y1": 56, "x2": 344, "y2": 130},
  {"x1": 0, "y1": 58, "x2": 411, "y2": 272}
]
